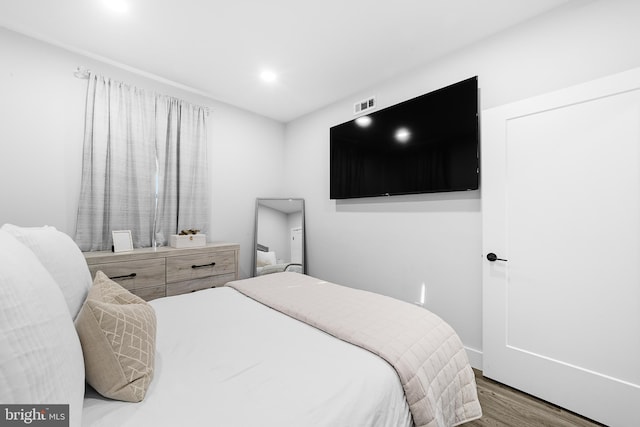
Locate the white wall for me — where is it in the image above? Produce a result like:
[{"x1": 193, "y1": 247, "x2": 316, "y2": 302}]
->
[
  {"x1": 284, "y1": 0, "x2": 640, "y2": 366},
  {"x1": 0, "y1": 27, "x2": 285, "y2": 278}
]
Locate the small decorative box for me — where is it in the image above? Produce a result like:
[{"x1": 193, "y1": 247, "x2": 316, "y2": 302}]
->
[{"x1": 170, "y1": 234, "x2": 206, "y2": 248}]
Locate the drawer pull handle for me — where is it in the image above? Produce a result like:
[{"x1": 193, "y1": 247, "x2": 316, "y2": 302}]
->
[
  {"x1": 192, "y1": 262, "x2": 216, "y2": 269},
  {"x1": 109, "y1": 273, "x2": 137, "y2": 280}
]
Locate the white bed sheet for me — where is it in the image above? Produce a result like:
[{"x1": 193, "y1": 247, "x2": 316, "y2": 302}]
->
[{"x1": 82, "y1": 287, "x2": 412, "y2": 427}]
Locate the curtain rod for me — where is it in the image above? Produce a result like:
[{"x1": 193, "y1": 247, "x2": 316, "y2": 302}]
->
[
  {"x1": 72, "y1": 62, "x2": 214, "y2": 99},
  {"x1": 72, "y1": 65, "x2": 211, "y2": 114}
]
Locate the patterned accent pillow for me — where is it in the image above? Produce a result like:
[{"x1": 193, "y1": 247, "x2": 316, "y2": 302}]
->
[{"x1": 75, "y1": 271, "x2": 157, "y2": 402}]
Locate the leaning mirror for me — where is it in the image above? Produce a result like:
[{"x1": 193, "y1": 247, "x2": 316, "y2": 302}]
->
[{"x1": 253, "y1": 198, "x2": 305, "y2": 277}]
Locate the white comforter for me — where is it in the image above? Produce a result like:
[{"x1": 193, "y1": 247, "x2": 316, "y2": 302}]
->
[{"x1": 82, "y1": 286, "x2": 412, "y2": 427}]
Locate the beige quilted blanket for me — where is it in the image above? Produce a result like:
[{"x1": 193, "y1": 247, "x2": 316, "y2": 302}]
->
[{"x1": 227, "y1": 272, "x2": 482, "y2": 427}]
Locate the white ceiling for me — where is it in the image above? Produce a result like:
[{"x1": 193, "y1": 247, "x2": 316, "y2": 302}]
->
[{"x1": 0, "y1": 0, "x2": 579, "y2": 122}]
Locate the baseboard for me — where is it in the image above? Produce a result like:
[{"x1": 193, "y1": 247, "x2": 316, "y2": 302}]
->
[{"x1": 465, "y1": 346, "x2": 483, "y2": 370}]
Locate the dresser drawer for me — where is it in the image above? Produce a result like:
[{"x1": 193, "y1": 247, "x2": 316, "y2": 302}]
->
[
  {"x1": 166, "y1": 273, "x2": 235, "y2": 296},
  {"x1": 84, "y1": 242, "x2": 239, "y2": 302},
  {"x1": 166, "y1": 250, "x2": 236, "y2": 283},
  {"x1": 88, "y1": 258, "x2": 166, "y2": 291}
]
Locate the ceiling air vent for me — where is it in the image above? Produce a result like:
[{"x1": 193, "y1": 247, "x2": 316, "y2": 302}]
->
[{"x1": 354, "y1": 96, "x2": 376, "y2": 115}]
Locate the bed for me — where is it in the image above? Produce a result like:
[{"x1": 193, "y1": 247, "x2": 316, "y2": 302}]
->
[
  {"x1": 82, "y1": 283, "x2": 413, "y2": 426},
  {"x1": 0, "y1": 225, "x2": 482, "y2": 427}
]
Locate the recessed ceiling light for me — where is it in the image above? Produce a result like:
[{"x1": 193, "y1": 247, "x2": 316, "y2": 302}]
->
[
  {"x1": 103, "y1": 0, "x2": 129, "y2": 14},
  {"x1": 260, "y1": 70, "x2": 278, "y2": 84}
]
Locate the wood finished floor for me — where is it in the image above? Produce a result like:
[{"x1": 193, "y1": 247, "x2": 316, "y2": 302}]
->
[{"x1": 467, "y1": 369, "x2": 606, "y2": 427}]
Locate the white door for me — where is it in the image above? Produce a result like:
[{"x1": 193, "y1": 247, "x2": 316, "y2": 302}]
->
[
  {"x1": 482, "y1": 68, "x2": 640, "y2": 427},
  {"x1": 291, "y1": 227, "x2": 302, "y2": 264}
]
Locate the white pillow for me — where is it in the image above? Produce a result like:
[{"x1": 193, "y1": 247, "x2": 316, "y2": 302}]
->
[
  {"x1": 1, "y1": 224, "x2": 92, "y2": 320},
  {"x1": 0, "y1": 229, "x2": 84, "y2": 427},
  {"x1": 257, "y1": 250, "x2": 277, "y2": 267}
]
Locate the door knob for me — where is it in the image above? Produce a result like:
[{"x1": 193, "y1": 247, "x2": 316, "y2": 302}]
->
[{"x1": 487, "y1": 253, "x2": 507, "y2": 262}]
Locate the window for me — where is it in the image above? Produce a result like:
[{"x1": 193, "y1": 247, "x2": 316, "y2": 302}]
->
[{"x1": 75, "y1": 73, "x2": 209, "y2": 251}]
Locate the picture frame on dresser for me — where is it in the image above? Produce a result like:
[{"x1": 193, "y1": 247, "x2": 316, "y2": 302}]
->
[{"x1": 112, "y1": 230, "x2": 133, "y2": 253}]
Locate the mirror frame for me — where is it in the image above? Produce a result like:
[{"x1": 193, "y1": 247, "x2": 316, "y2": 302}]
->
[{"x1": 252, "y1": 198, "x2": 306, "y2": 277}]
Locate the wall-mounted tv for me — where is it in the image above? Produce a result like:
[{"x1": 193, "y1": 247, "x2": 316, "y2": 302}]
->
[{"x1": 330, "y1": 76, "x2": 479, "y2": 199}]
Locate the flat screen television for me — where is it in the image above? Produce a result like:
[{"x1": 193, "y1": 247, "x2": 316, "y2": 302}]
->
[{"x1": 330, "y1": 76, "x2": 479, "y2": 199}]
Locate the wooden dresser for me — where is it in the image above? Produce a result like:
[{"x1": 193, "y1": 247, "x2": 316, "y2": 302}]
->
[{"x1": 83, "y1": 243, "x2": 240, "y2": 301}]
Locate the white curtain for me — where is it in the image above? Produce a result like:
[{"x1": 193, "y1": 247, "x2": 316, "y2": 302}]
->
[
  {"x1": 154, "y1": 97, "x2": 209, "y2": 246},
  {"x1": 76, "y1": 73, "x2": 209, "y2": 251}
]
